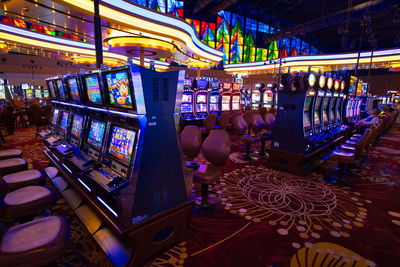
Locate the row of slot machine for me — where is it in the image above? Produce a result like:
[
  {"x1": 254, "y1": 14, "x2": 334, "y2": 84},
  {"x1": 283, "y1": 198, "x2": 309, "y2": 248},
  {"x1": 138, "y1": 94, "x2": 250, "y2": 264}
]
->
[
  {"x1": 180, "y1": 78, "x2": 243, "y2": 120},
  {"x1": 37, "y1": 63, "x2": 192, "y2": 266},
  {"x1": 272, "y1": 72, "x2": 355, "y2": 155},
  {"x1": 247, "y1": 83, "x2": 277, "y2": 110}
]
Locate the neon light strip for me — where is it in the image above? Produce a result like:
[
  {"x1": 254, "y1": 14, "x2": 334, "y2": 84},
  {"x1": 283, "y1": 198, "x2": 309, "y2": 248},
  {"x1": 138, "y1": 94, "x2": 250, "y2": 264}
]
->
[
  {"x1": 53, "y1": 0, "x2": 222, "y2": 62},
  {"x1": 62, "y1": 163, "x2": 73, "y2": 173},
  {"x1": 78, "y1": 178, "x2": 92, "y2": 192},
  {"x1": 0, "y1": 23, "x2": 169, "y2": 68},
  {"x1": 97, "y1": 196, "x2": 118, "y2": 217}
]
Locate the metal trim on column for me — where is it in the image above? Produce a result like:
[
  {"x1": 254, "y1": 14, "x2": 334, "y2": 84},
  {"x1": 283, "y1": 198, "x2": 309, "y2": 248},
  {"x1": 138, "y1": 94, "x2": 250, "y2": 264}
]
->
[{"x1": 94, "y1": 0, "x2": 103, "y2": 68}]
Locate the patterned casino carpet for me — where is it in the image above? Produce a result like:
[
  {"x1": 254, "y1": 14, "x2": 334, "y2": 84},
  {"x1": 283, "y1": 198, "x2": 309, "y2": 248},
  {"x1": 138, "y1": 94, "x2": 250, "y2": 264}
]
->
[{"x1": 1, "y1": 121, "x2": 399, "y2": 267}]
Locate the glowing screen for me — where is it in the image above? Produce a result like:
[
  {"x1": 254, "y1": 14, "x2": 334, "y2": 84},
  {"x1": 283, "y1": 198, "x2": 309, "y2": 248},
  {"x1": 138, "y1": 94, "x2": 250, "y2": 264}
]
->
[
  {"x1": 105, "y1": 71, "x2": 133, "y2": 108},
  {"x1": 70, "y1": 114, "x2": 84, "y2": 139},
  {"x1": 60, "y1": 112, "x2": 69, "y2": 131},
  {"x1": 252, "y1": 92, "x2": 261, "y2": 102},
  {"x1": 87, "y1": 120, "x2": 106, "y2": 149},
  {"x1": 47, "y1": 80, "x2": 56, "y2": 98},
  {"x1": 51, "y1": 109, "x2": 60, "y2": 126},
  {"x1": 67, "y1": 78, "x2": 80, "y2": 101},
  {"x1": 108, "y1": 126, "x2": 137, "y2": 164},
  {"x1": 210, "y1": 95, "x2": 219, "y2": 103},
  {"x1": 232, "y1": 95, "x2": 240, "y2": 110},
  {"x1": 84, "y1": 75, "x2": 102, "y2": 105},
  {"x1": 197, "y1": 94, "x2": 206, "y2": 103},
  {"x1": 0, "y1": 85, "x2": 5, "y2": 100},
  {"x1": 182, "y1": 94, "x2": 192, "y2": 102},
  {"x1": 56, "y1": 80, "x2": 66, "y2": 99}
]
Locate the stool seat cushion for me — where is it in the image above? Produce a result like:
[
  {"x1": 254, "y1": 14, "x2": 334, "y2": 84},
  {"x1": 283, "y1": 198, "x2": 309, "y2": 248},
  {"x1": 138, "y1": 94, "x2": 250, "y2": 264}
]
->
[
  {"x1": 2, "y1": 170, "x2": 43, "y2": 191},
  {"x1": 329, "y1": 150, "x2": 355, "y2": 163},
  {"x1": 0, "y1": 149, "x2": 22, "y2": 160},
  {"x1": 2, "y1": 186, "x2": 56, "y2": 219},
  {"x1": 340, "y1": 145, "x2": 356, "y2": 151},
  {"x1": 353, "y1": 134, "x2": 362, "y2": 137},
  {"x1": 0, "y1": 216, "x2": 68, "y2": 266},
  {"x1": 350, "y1": 137, "x2": 359, "y2": 141},
  {"x1": 345, "y1": 140, "x2": 357, "y2": 145},
  {"x1": 241, "y1": 135, "x2": 257, "y2": 144},
  {"x1": 0, "y1": 158, "x2": 28, "y2": 176},
  {"x1": 193, "y1": 164, "x2": 221, "y2": 185}
]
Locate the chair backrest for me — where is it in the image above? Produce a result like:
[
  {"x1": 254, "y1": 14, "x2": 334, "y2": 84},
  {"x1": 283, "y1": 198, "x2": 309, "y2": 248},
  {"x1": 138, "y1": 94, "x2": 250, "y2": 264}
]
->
[
  {"x1": 28, "y1": 104, "x2": 43, "y2": 125},
  {"x1": 180, "y1": 126, "x2": 202, "y2": 160},
  {"x1": 231, "y1": 114, "x2": 248, "y2": 135},
  {"x1": 202, "y1": 130, "x2": 231, "y2": 166},
  {"x1": 218, "y1": 112, "x2": 231, "y2": 130},
  {"x1": 264, "y1": 113, "x2": 276, "y2": 131},
  {"x1": 243, "y1": 110, "x2": 254, "y2": 125},
  {"x1": 252, "y1": 113, "x2": 266, "y2": 133},
  {"x1": 203, "y1": 113, "x2": 217, "y2": 130}
]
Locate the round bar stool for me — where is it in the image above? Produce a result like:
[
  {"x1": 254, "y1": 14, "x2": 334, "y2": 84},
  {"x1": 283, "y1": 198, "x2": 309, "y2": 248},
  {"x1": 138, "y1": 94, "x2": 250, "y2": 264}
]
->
[
  {"x1": 324, "y1": 150, "x2": 355, "y2": 187},
  {"x1": 0, "y1": 158, "x2": 28, "y2": 177},
  {"x1": 2, "y1": 170, "x2": 44, "y2": 193},
  {"x1": 0, "y1": 149, "x2": 22, "y2": 161}
]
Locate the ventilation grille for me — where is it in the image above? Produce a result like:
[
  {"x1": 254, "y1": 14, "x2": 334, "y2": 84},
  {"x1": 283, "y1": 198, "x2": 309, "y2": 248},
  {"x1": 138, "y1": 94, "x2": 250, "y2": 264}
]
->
[
  {"x1": 162, "y1": 78, "x2": 169, "y2": 101},
  {"x1": 152, "y1": 77, "x2": 159, "y2": 101}
]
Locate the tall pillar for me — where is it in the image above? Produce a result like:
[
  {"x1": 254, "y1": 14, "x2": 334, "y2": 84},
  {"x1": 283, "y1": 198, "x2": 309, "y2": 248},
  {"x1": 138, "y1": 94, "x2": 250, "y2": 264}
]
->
[{"x1": 94, "y1": 0, "x2": 103, "y2": 68}]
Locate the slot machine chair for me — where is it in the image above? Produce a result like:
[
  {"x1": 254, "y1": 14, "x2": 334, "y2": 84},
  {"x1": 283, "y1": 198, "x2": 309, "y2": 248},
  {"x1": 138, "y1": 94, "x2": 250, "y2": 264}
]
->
[
  {"x1": 324, "y1": 149, "x2": 356, "y2": 187},
  {"x1": 232, "y1": 114, "x2": 258, "y2": 161},
  {"x1": 180, "y1": 126, "x2": 202, "y2": 170},
  {"x1": 0, "y1": 216, "x2": 69, "y2": 266},
  {"x1": 28, "y1": 104, "x2": 48, "y2": 131},
  {"x1": 0, "y1": 158, "x2": 28, "y2": 177},
  {"x1": 0, "y1": 149, "x2": 22, "y2": 161},
  {"x1": 1, "y1": 169, "x2": 45, "y2": 193},
  {"x1": 199, "y1": 113, "x2": 217, "y2": 136},
  {"x1": 216, "y1": 112, "x2": 231, "y2": 131},
  {"x1": 193, "y1": 130, "x2": 230, "y2": 209}
]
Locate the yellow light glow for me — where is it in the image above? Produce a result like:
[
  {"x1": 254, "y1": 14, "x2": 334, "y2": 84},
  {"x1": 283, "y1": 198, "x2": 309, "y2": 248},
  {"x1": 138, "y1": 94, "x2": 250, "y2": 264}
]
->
[
  {"x1": 71, "y1": 56, "x2": 121, "y2": 66},
  {"x1": 52, "y1": 0, "x2": 222, "y2": 63}
]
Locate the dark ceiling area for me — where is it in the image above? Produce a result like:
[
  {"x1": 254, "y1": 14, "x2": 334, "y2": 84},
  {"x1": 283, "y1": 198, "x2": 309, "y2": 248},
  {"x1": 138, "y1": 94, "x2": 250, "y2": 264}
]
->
[{"x1": 186, "y1": 0, "x2": 400, "y2": 54}]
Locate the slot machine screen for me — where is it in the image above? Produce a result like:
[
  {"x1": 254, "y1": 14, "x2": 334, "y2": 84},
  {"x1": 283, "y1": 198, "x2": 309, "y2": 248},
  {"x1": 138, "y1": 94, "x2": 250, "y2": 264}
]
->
[
  {"x1": 182, "y1": 94, "x2": 192, "y2": 103},
  {"x1": 183, "y1": 79, "x2": 192, "y2": 86},
  {"x1": 222, "y1": 95, "x2": 230, "y2": 111},
  {"x1": 87, "y1": 120, "x2": 106, "y2": 150},
  {"x1": 352, "y1": 100, "x2": 357, "y2": 117},
  {"x1": 252, "y1": 92, "x2": 261, "y2": 102},
  {"x1": 67, "y1": 78, "x2": 80, "y2": 101},
  {"x1": 232, "y1": 95, "x2": 240, "y2": 110},
  {"x1": 70, "y1": 114, "x2": 84, "y2": 139},
  {"x1": 314, "y1": 97, "x2": 322, "y2": 127},
  {"x1": 336, "y1": 98, "x2": 342, "y2": 120},
  {"x1": 303, "y1": 97, "x2": 312, "y2": 128},
  {"x1": 323, "y1": 99, "x2": 329, "y2": 123},
  {"x1": 223, "y1": 83, "x2": 232, "y2": 90},
  {"x1": 60, "y1": 112, "x2": 69, "y2": 132},
  {"x1": 84, "y1": 75, "x2": 102, "y2": 105},
  {"x1": 233, "y1": 83, "x2": 241, "y2": 90},
  {"x1": 105, "y1": 70, "x2": 133, "y2": 109},
  {"x1": 211, "y1": 81, "x2": 219, "y2": 88},
  {"x1": 197, "y1": 80, "x2": 208, "y2": 88},
  {"x1": 25, "y1": 90, "x2": 34, "y2": 99},
  {"x1": 51, "y1": 109, "x2": 60, "y2": 126},
  {"x1": 0, "y1": 85, "x2": 5, "y2": 100},
  {"x1": 330, "y1": 98, "x2": 336, "y2": 122},
  {"x1": 47, "y1": 80, "x2": 56, "y2": 99},
  {"x1": 197, "y1": 94, "x2": 206, "y2": 103},
  {"x1": 55, "y1": 79, "x2": 66, "y2": 99},
  {"x1": 210, "y1": 94, "x2": 219, "y2": 104},
  {"x1": 107, "y1": 126, "x2": 137, "y2": 165},
  {"x1": 35, "y1": 89, "x2": 42, "y2": 98},
  {"x1": 264, "y1": 91, "x2": 273, "y2": 103}
]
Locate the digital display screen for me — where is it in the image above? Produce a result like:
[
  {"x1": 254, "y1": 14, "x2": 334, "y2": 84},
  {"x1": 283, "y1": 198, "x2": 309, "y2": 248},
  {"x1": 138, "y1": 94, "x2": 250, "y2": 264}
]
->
[
  {"x1": 51, "y1": 109, "x2": 60, "y2": 126},
  {"x1": 70, "y1": 114, "x2": 84, "y2": 139},
  {"x1": 60, "y1": 112, "x2": 69, "y2": 131},
  {"x1": 181, "y1": 103, "x2": 193, "y2": 113},
  {"x1": 197, "y1": 94, "x2": 206, "y2": 103},
  {"x1": 196, "y1": 103, "x2": 207, "y2": 112},
  {"x1": 303, "y1": 112, "x2": 311, "y2": 128},
  {"x1": 197, "y1": 79, "x2": 208, "y2": 88},
  {"x1": 210, "y1": 95, "x2": 219, "y2": 104},
  {"x1": 84, "y1": 75, "x2": 102, "y2": 105},
  {"x1": 323, "y1": 99, "x2": 329, "y2": 123},
  {"x1": 108, "y1": 126, "x2": 137, "y2": 164},
  {"x1": 67, "y1": 78, "x2": 80, "y2": 101},
  {"x1": 35, "y1": 89, "x2": 42, "y2": 98},
  {"x1": 25, "y1": 89, "x2": 34, "y2": 99},
  {"x1": 182, "y1": 94, "x2": 192, "y2": 103},
  {"x1": 56, "y1": 80, "x2": 66, "y2": 99},
  {"x1": 87, "y1": 120, "x2": 106, "y2": 149},
  {"x1": 314, "y1": 98, "x2": 321, "y2": 127},
  {"x1": 47, "y1": 80, "x2": 56, "y2": 99},
  {"x1": 105, "y1": 71, "x2": 133, "y2": 109},
  {"x1": 233, "y1": 83, "x2": 241, "y2": 90},
  {"x1": 211, "y1": 81, "x2": 219, "y2": 88},
  {"x1": 0, "y1": 85, "x2": 6, "y2": 100},
  {"x1": 264, "y1": 91, "x2": 273, "y2": 104},
  {"x1": 304, "y1": 97, "x2": 313, "y2": 112},
  {"x1": 184, "y1": 79, "x2": 192, "y2": 86},
  {"x1": 252, "y1": 92, "x2": 261, "y2": 102},
  {"x1": 232, "y1": 96, "x2": 240, "y2": 110},
  {"x1": 223, "y1": 83, "x2": 232, "y2": 90}
]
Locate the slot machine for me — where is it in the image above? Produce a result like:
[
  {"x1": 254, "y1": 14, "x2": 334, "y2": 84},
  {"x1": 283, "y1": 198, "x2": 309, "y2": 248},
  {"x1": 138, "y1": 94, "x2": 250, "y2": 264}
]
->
[
  {"x1": 65, "y1": 74, "x2": 84, "y2": 104},
  {"x1": 313, "y1": 74, "x2": 326, "y2": 134},
  {"x1": 43, "y1": 64, "x2": 192, "y2": 266},
  {"x1": 322, "y1": 77, "x2": 333, "y2": 131},
  {"x1": 335, "y1": 80, "x2": 346, "y2": 126},
  {"x1": 231, "y1": 82, "x2": 241, "y2": 112},
  {"x1": 0, "y1": 78, "x2": 6, "y2": 102},
  {"x1": 208, "y1": 80, "x2": 221, "y2": 115},
  {"x1": 262, "y1": 83, "x2": 275, "y2": 109},
  {"x1": 221, "y1": 82, "x2": 232, "y2": 113},
  {"x1": 251, "y1": 83, "x2": 264, "y2": 109},
  {"x1": 194, "y1": 79, "x2": 209, "y2": 119},
  {"x1": 303, "y1": 73, "x2": 317, "y2": 147},
  {"x1": 181, "y1": 78, "x2": 195, "y2": 120}
]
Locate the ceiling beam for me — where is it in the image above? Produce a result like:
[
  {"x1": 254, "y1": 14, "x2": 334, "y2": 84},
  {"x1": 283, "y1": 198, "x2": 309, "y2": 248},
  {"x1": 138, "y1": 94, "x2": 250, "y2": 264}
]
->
[
  {"x1": 193, "y1": 0, "x2": 214, "y2": 14},
  {"x1": 204, "y1": 0, "x2": 238, "y2": 16}
]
